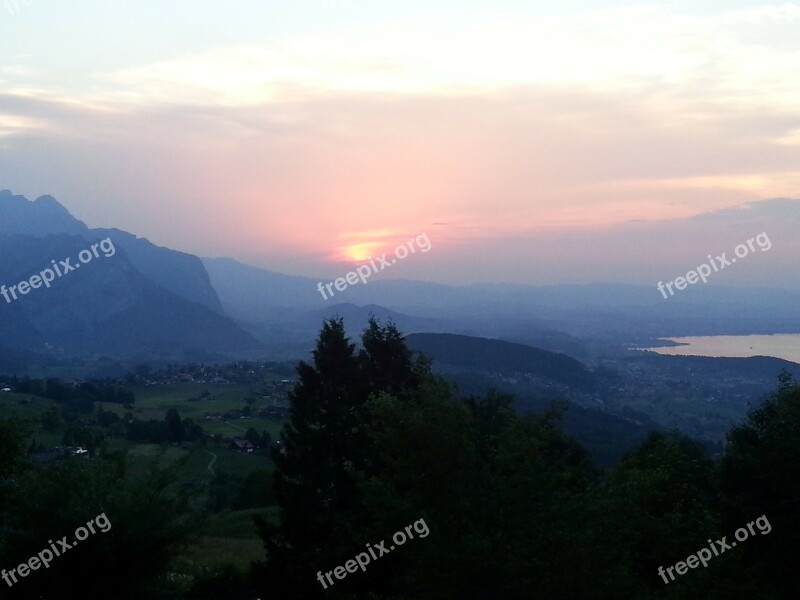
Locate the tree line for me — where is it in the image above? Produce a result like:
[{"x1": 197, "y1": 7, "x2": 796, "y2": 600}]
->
[
  {"x1": 1, "y1": 319, "x2": 798, "y2": 598},
  {"x1": 253, "y1": 318, "x2": 799, "y2": 600}
]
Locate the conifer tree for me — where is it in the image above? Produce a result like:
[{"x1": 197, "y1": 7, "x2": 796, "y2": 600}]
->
[
  {"x1": 254, "y1": 317, "x2": 433, "y2": 598},
  {"x1": 254, "y1": 318, "x2": 367, "y2": 598}
]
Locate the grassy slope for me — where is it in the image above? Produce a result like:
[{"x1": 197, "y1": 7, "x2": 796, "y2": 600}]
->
[
  {"x1": 0, "y1": 392, "x2": 63, "y2": 446},
  {"x1": 1, "y1": 386, "x2": 285, "y2": 587},
  {"x1": 103, "y1": 383, "x2": 286, "y2": 439},
  {"x1": 116, "y1": 384, "x2": 286, "y2": 586}
]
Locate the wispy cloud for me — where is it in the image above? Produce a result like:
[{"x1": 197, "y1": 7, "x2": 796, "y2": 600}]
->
[
  {"x1": 78, "y1": 5, "x2": 799, "y2": 111},
  {"x1": 1, "y1": 2, "x2": 799, "y2": 284}
]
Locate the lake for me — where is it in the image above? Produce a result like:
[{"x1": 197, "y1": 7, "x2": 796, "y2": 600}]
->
[{"x1": 642, "y1": 333, "x2": 800, "y2": 364}]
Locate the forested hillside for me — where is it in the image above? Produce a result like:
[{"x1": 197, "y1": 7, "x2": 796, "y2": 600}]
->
[{"x1": 1, "y1": 321, "x2": 798, "y2": 599}]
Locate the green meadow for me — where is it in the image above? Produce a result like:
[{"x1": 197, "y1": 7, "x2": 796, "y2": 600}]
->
[
  {"x1": 102, "y1": 383, "x2": 286, "y2": 439},
  {"x1": 3, "y1": 381, "x2": 288, "y2": 595}
]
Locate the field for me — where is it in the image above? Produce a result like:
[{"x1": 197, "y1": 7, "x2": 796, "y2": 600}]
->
[
  {"x1": 2, "y1": 381, "x2": 289, "y2": 450},
  {"x1": 125, "y1": 443, "x2": 273, "y2": 479},
  {"x1": 165, "y1": 507, "x2": 280, "y2": 595},
  {"x1": 113, "y1": 384, "x2": 287, "y2": 585},
  {"x1": 0, "y1": 392, "x2": 64, "y2": 446},
  {"x1": 1, "y1": 380, "x2": 289, "y2": 593},
  {"x1": 0, "y1": 391, "x2": 60, "y2": 418},
  {"x1": 102, "y1": 383, "x2": 287, "y2": 440}
]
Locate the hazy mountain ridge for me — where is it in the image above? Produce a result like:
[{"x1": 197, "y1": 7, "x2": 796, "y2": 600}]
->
[
  {"x1": 0, "y1": 190, "x2": 89, "y2": 236},
  {"x1": 204, "y1": 256, "x2": 800, "y2": 350},
  {"x1": 0, "y1": 234, "x2": 262, "y2": 359},
  {"x1": 202, "y1": 256, "x2": 323, "y2": 319},
  {"x1": 0, "y1": 191, "x2": 222, "y2": 312},
  {"x1": 96, "y1": 228, "x2": 222, "y2": 312},
  {"x1": 5, "y1": 191, "x2": 800, "y2": 364},
  {"x1": 634, "y1": 352, "x2": 800, "y2": 380},
  {"x1": 0, "y1": 193, "x2": 260, "y2": 360}
]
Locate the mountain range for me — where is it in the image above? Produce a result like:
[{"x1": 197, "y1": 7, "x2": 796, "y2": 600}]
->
[
  {"x1": 0, "y1": 190, "x2": 260, "y2": 360},
  {"x1": 4, "y1": 190, "x2": 800, "y2": 368}
]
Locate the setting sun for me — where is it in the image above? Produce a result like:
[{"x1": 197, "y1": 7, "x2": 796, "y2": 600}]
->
[{"x1": 341, "y1": 242, "x2": 383, "y2": 263}]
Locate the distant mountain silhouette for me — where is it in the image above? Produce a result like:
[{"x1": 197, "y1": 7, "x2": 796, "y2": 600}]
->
[
  {"x1": 95, "y1": 228, "x2": 222, "y2": 313},
  {"x1": 0, "y1": 190, "x2": 89, "y2": 236},
  {"x1": 203, "y1": 256, "x2": 323, "y2": 318},
  {"x1": 6, "y1": 190, "x2": 800, "y2": 363},
  {"x1": 0, "y1": 192, "x2": 260, "y2": 359},
  {"x1": 201, "y1": 255, "x2": 800, "y2": 344},
  {"x1": 0, "y1": 190, "x2": 221, "y2": 312},
  {"x1": 310, "y1": 303, "x2": 456, "y2": 335}
]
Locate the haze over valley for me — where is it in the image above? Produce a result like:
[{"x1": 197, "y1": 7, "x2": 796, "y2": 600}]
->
[{"x1": 2, "y1": 2, "x2": 800, "y2": 598}]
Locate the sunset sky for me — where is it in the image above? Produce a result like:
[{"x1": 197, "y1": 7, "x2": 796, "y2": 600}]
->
[{"x1": 1, "y1": 1, "x2": 799, "y2": 285}]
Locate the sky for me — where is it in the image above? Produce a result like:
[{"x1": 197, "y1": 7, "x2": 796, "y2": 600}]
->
[{"x1": 1, "y1": 1, "x2": 799, "y2": 285}]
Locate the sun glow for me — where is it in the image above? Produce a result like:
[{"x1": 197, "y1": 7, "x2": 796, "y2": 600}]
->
[{"x1": 341, "y1": 242, "x2": 383, "y2": 262}]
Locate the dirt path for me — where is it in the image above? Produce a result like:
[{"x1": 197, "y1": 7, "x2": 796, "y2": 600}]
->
[{"x1": 203, "y1": 450, "x2": 218, "y2": 476}]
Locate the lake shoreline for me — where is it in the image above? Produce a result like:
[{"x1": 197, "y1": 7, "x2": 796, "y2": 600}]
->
[{"x1": 639, "y1": 333, "x2": 800, "y2": 364}]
